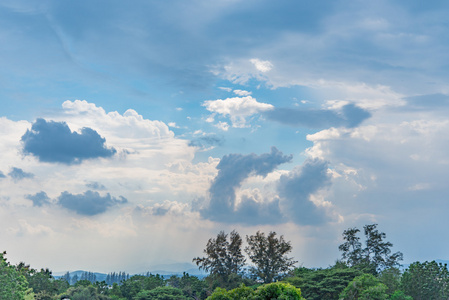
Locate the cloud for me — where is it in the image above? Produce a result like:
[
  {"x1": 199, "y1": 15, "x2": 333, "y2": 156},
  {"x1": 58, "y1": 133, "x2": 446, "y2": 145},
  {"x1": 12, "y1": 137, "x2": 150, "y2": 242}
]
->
[
  {"x1": 0, "y1": 171, "x2": 6, "y2": 178},
  {"x1": 85, "y1": 182, "x2": 106, "y2": 190},
  {"x1": 8, "y1": 167, "x2": 34, "y2": 181},
  {"x1": 265, "y1": 103, "x2": 371, "y2": 129},
  {"x1": 26, "y1": 191, "x2": 50, "y2": 207},
  {"x1": 203, "y1": 96, "x2": 274, "y2": 128},
  {"x1": 233, "y1": 89, "x2": 252, "y2": 96},
  {"x1": 250, "y1": 58, "x2": 273, "y2": 72},
  {"x1": 277, "y1": 159, "x2": 331, "y2": 225},
  {"x1": 21, "y1": 118, "x2": 116, "y2": 164},
  {"x1": 200, "y1": 147, "x2": 292, "y2": 224},
  {"x1": 188, "y1": 133, "x2": 224, "y2": 150},
  {"x1": 57, "y1": 190, "x2": 128, "y2": 216}
]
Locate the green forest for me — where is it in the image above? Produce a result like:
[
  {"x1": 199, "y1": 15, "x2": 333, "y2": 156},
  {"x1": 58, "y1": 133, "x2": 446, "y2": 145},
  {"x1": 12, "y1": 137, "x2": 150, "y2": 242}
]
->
[{"x1": 1, "y1": 224, "x2": 447, "y2": 300}]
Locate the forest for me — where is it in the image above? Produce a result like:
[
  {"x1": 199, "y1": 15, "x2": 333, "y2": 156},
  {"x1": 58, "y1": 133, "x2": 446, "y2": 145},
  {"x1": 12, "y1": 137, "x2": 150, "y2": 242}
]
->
[{"x1": 1, "y1": 224, "x2": 447, "y2": 300}]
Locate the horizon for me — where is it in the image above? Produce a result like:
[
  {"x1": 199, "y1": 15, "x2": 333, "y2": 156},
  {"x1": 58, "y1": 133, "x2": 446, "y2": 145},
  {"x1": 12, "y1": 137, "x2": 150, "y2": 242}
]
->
[{"x1": 1, "y1": 1, "x2": 449, "y2": 273}]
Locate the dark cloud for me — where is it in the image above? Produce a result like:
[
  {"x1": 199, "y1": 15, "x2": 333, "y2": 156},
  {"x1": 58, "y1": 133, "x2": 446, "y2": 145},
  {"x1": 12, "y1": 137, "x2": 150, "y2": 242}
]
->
[
  {"x1": 26, "y1": 191, "x2": 50, "y2": 207},
  {"x1": 57, "y1": 190, "x2": 127, "y2": 216},
  {"x1": 200, "y1": 147, "x2": 292, "y2": 225},
  {"x1": 277, "y1": 159, "x2": 331, "y2": 225},
  {"x1": 404, "y1": 93, "x2": 449, "y2": 110},
  {"x1": 85, "y1": 181, "x2": 106, "y2": 190},
  {"x1": 188, "y1": 134, "x2": 224, "y2": 149},
  {"x1": 8, "y1": 167, "x2": 34, "y2": 181},
  {"x1": 265, "y1": 104, "x2": 371, "y2": 128},
  {"x1": 21, "y1": 118, "x2": 116, "y2": 164}
]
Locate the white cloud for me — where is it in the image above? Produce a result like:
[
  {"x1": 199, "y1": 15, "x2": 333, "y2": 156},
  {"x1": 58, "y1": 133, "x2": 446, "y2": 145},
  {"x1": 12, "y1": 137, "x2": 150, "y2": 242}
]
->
[
  {"x1": 203, "y1": 96, "x2": 274, "y2": 128},
  {"x1": 233, "y1": 89, "x2": 252, "y2": 96},
  {"x1": 250, "y1": 58, "x2": 273, "y2": 72}
]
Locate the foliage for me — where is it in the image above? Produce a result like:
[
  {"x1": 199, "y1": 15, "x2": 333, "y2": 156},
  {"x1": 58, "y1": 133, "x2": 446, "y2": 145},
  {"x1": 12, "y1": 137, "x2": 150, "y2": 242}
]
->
[
  {"x1": 134, "y1": 286, "x2": 187, "y2": 300},
  {"x1": 285, "y1": 264, "x2": 363, "y2": 300},
  {"x1": 245, "y1": 231, "x2": 297, "y2": 283},
  {"x1": 167, "y1": 272, "x2": 209, "y2": 299},
  {"x1": 339, "y1": 224, "x2": 403, "y2": 274},
  {"x1": 119, "y1": 274, "x2": 165, "y2": 299},
  {"x1": 193, "y1": 230, "x2": 246, "y2": 284},
  {"x1": 60, "y1": 285, "x2": 110, "y2": 300},
  {"x1": 339, "y1": 273, "x2": 388, "y2": 300},
  {"x1": 377, "y1": 267, "x2": 401, "y2": 295},
  {"x1": 0, "y1": 251, "x2": 29, "y2": 300},
  {"x1": 389, "y1": 290, "x2": 413, "y2": 300},
  {"x1": 400, "y1": 260, "x2": 449, "y2": 300},
  {"x1": 207, "y1": 282, "x2": 304, "y2": 300}
]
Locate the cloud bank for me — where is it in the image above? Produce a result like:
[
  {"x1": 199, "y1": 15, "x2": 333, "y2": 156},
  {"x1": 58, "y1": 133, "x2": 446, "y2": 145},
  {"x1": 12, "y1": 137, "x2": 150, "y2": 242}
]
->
[
  {"x1": 200, "y1": 147, "x2": 291, "y2": 224},
  {"x1": 21, "y1": 118, "x2": 116, "y2": 164},
  {"x1": 265, "y1": 104, "x2": 371, "y2": 129},
  {"x1": 57, "y1": 190, "x2": 128, "y2": 216}
]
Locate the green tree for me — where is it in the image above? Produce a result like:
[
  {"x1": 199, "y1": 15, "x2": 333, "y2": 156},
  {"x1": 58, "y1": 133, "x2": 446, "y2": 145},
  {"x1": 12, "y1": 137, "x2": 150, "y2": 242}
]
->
[
  {"x1": 285, "y1": 264, "x2": 363, "y2": 300},
  {"x1": 167, "y1": 272, "x2": 209, "y2": 300},
  {"x1": 207, "y1": 282, "x2": 304, "y2": 300},
  {"x1": 0, "y1": 251, "x2": 29, "y2": 300},
  {"x1": 400, "y1": 261, "x2": 449, "y2": 300},
  {"x1": 193, "y1": 230, "x2": 245, "y2": 288},
  {"x1": 389, "y1": 291, "x2": 413, "y2": 300},
  {"x1": 134, "y1": 286, "x2": 187, "y2": 300},
  {"x1": 245, "y1": 231, "x2": 297, "y2": 283},
  {"x1": 339, "y1": 273, "x2": 388, "y2": 300},
  {"x1": 339, "y1": 224, "x2": 403, "y2": 273}
]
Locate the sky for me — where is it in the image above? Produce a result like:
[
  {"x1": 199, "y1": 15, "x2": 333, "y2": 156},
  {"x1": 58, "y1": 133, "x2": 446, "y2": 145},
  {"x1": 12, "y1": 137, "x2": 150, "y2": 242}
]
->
[{"x1": 1, "y1": 0, "x2": 449, "y2": 274}]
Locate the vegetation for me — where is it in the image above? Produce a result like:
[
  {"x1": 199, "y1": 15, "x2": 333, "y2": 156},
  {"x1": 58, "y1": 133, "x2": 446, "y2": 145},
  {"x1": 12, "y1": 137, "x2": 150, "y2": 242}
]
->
[{"x1": 0, "y1": 225, "x2": 447, "y2": 299}]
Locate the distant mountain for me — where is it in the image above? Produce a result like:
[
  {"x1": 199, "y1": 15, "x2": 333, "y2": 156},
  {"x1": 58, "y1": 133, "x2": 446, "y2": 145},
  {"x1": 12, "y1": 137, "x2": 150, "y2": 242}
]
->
[{"x1": 53, "y1": 262, "x2": 208, "y2": 280}]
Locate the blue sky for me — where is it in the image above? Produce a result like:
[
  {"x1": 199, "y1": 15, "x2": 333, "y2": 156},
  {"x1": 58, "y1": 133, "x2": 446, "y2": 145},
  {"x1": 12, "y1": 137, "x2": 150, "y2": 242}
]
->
[{"x1": 1, "y1": 0, "x2": 449, "y2": 273}]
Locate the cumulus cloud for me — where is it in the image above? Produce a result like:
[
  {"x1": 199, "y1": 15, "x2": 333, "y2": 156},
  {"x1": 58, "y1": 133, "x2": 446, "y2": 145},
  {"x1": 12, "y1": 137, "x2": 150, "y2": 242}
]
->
[
  {"x1": 203, "y1": 96, "x2": 274, "y2": 128},
  {"x1": 57, "y1": 190, "x2": 128, "y2": 216},
  {"x1": 188, "y1": 134, "x2": 224, "y2": 150},
  {"x1": 265, "y1": 103, "x2": 371, "y2": 129},
  {"x1": 85, "y1": 182, "x2": 106, "y2": 190},
  {"x1": 200, "y1": 147, "x2": 292, "y2": 224},
  {"x1": 26, "y1": 191, "x2": 51, "y2": 207},
  {"x1": 233, "y1": 89, "x2": 252, "y2": 96},
  {"x1": 250, "y1": 58, "x2": 273, "y2": 72},
  {"x1": 21, "y1": 118, "x2": 116, "y2": 164},
  {"x1": 277, "y1": 159, "x2": 331, "y2": 225},
  {"x1": 8, "y1": 167, "x2": 34, "y2": 181}
]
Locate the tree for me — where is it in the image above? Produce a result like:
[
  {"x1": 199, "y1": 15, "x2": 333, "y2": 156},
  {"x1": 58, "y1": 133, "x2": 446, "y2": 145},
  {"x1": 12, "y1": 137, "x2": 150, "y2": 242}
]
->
[
  {"x1": 193, "y1": 230, "x2": 245, "y2": 284},
  {"x1": 0, "y1": 251, "x2": 29, "y2": 300},
  {"x1": 285, "y1": 264, "x2": 363, "y2": 300},
  {"x1": 339, "y1": 273, "x2": 388, "y2": 300},
  {"x1": 245, "y1": 231, "x2": 297, "y2": 283},
  {"x1": 339, "y1": 224, "x2": 403, "y2": 273},
  {"x1": 207, "y1": 282, "x2": 305, "y2": 300},
  {"x1": 400, "y1": 261, "x2": 449, "y2": 300}
]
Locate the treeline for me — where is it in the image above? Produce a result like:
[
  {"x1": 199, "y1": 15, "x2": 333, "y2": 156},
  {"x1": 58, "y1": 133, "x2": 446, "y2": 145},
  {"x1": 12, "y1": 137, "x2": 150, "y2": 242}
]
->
[{"x1": 1, "y1": 224, "x2": 448, "y2": 299}]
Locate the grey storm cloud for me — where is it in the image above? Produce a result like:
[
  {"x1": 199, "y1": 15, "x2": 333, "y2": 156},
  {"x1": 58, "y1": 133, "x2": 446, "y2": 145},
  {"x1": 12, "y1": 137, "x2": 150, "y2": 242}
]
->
[
  {"x1": 265, "y1": 104, "x2": 371, "y2": 129},
  {"x1": 188, "y1": 135, "x2": 224, "y2": 149},
  {"x1": 277, "y1": 158, "x2": 331, "y2": 225},
  {"x1": 21, "y1": 118, "x2": 116, "y2": 164},
  {"x1": 85, "y1": 181, "x2": 107, "y2": 190},
  {"x1": 8, "y1": 167, "x2": 34, "y2": 181},
  {"x1": 200, "y1": 147, "x2": 292, "y2": 225},
  {"x1": 57, "y1": 190, "x2": 128, "y2": 216},
  {"x1": 26, "y1": 191, "x2": 51, "y2": 207}
]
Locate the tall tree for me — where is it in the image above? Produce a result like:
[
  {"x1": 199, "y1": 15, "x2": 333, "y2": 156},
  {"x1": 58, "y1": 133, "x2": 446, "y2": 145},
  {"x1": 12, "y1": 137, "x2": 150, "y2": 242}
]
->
[
  {"x1": 0, "y1": 251, "x2": 29, "y2": 300},
  {"x1": 193, "y1": 230, "x2": 246, "y2": 281},
  {"x1": 339, "y1": 224, "x2": 403, "y2": 273},
  {"x1": 400, "y1": 261, "x2": 449, "y2": 300},
  {"x1": 245, "y1": 231, "x2": 297, "y2": 283}
]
